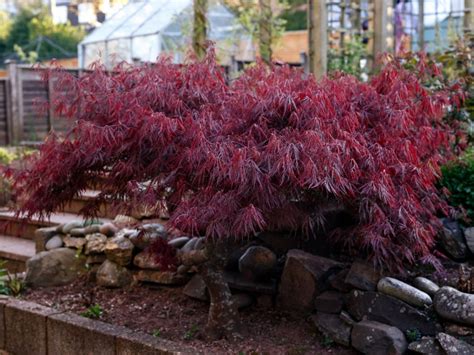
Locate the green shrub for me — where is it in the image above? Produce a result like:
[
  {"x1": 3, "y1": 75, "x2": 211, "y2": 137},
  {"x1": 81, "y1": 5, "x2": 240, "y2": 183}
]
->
[
  {"x1": 440, "y1": 148, "x2": 474, "y2": 220},
  {"x1": 0, "y1": 148, "x2": 15, "y2": 165}
]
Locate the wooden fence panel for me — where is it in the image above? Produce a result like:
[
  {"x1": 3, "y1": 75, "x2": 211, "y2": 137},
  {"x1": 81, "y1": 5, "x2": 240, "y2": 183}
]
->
[{"x1": 0, "y1": 80, "x2": 9, "y2": 145}]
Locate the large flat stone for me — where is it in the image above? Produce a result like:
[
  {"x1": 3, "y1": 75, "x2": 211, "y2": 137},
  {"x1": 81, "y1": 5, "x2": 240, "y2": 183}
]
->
[
  {"x1": 278, "y1": 249, "x2": 342, "y2": 312},
  {"x1": 346, "y1": 290, "x2": 439, "y2": 335},
  {"x1": 4, "y1": 299, "x2": 59, "y2": 355},
  {"x1": 344, "y1": 260, "x2": 381, "y2": 291},
  {"x1": 351, "y1": 320, "x2": 407, "y2": 355},
  {"x1": 434, "y1": 286, "x2": 474, "y2": 326}
]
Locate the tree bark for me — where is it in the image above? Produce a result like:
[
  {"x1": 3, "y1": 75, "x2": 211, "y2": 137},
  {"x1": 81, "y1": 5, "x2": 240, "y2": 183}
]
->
[
  {"x1": 199, "y1": 261, "x2": 242, "y2": 340},
  {"x1": 259, "y1": 0, "x2": 273, "y2": 65},
  {"x1": 308, "y1": 0, "x2": 327, "y2": 78},
  {"x1": 180, "y1": 241, "x2": 242, "y2": 340},
  {"x1": 193, "y1": 0, "x2": 208, "y2": 60}
]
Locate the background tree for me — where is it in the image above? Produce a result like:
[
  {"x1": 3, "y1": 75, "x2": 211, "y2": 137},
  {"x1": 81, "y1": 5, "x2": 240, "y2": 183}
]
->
[
  {"x1": 225, "y1": 0, "x2": 287, "y2": 64},
  {"x1": 193, "y1": 0, "x2": 208, "y2": 59},
  {"x1": 1, "y1": 5, "x2": 84, "y2": 63}
]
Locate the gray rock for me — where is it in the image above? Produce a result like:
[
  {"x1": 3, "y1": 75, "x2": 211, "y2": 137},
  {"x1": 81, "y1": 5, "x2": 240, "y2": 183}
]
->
[
  {"x1": 113, "y1": 215, "x2": 139, "y2": 225},
  {"x1": 104, "y1": 236, "x2": 134, "y2": 266},
  {"x1": 96, "y1": 260, "x2": 132, "y2": 288},
  {"x1": 232, "y1": 293, "x2": 253, "y2": 309},
  {"x1": 464, "y1": 227, "x2": 474, "y2": 254},
  {"x1": 63, "y1": 235, "x2": 86, "y2": 249},
  {"x1": 60, "y1": 221, "x2": 83, "y2": 234},
  {"x1": 84, "y1": 224, "x2": 101, "y2": 234},
  {"x1": 129, "y1": 231, "x2": 163, "y2": 250},
  {"x1": 133, "y1": 250, "x2": 162, "y2": 270},
  {"x1": 377, "y1": 277, "x2": 432, "y2": 307},
  {"x1": 86, "y1": 254, "x2": 106, "y2": 265},
  {"x1": 85, "y1": 233, "x2": 108, "y2": 254},
  {"x1": 434, "y1": 286, "x2": 474, "y2": 326},
  {"x1": 225, "y1": 270, "x2": 277, "y2": 295},
  {"x1": 439, "y1": 219, "x2": 468, "y2": 260},
  {"x1": 345, "y1": 260, "x2": 382, "y2": 291},
  {"x1": 311, "y1": 312, "x2": 352, "y2": 346},
  {"x1": 134, "y1": 270, "x2": 188, "y2": 285},
  {"x1": 99, "y1": 223, "x2": 119, "y2": 237},
  {"x1": 168, "y1": 237, "x2": 190, "y2": 249},
  {"x1": 314, "y1": 291, "x2": 345, "y2": 314},
  {"x1": 193, "y1": 237, "x2": 205, "y2": 250},
  {"x1": 346, "y1": 290, "x2": 439, "y2": 335},
  {"x1": 238, "y1": 246, "x2": 277, "y2": 280},
  {"x1": 181, "y1": 237, "x2": 198, "y2": 253},
  {"x1": 45, "y1": 235, "x2": 63, "y2": 250},
  {"x1": 437, "y1": 332, "x2": 474, "y2": 355},
  {"x1": 413, "y1": 277, "x2": 440, "y2": 297},
  {"x1": 351, "y1": 320, "x2": 407, "y2": 355},
  {"x1": 35, "y1": 226, "x2": 59, "y2": 252},
  {"x1": 278, "y1": 249, "x2": 343, "y2": 312},
  {"x1": 142, "y1": 223, "x2": 167, "y2": 235},
  {"x1": 408, "y1": 337, "x2": 443, "y2": 355},
  {"x1": 25, "y1": 248, "x2": 85, "y2": 287},
  {"x1": 177, "y1": 264, "x2": 191, "y2": 275},
  {"x1": 69, "y1": 228, "x2": 86, "y2": 237},
  {"x1": 328, "y1": 268, "x2": 351, "y2": 292},
  {"x1": 183, "y1": 274, "x2": 209, "y2": 301}
]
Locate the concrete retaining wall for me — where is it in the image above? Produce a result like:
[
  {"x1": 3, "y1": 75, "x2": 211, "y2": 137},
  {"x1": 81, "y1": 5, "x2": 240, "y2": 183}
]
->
[{"x1": 0, "y1": 297, "x2": 193, "y2": 355}]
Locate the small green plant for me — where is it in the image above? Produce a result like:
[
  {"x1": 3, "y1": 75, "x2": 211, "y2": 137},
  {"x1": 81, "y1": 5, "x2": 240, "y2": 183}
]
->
[
  {"x1": 0, "y1": 261, "x2": 26, "y2": 296},
  {"x1": 440, "y1": 147, "x2": 474, "y2": 221},
  {"x1": 183, "y1": 324, "x2": 199, "y2": 340},
  {"x1": 0, "y1": 261, "x2": 9, "y2": 295},
  {"x1": 80, "y1": 304, "x2": 103, "y2": 319},
  {"x1": 152, "y1": 329, "x2": 161, "y2": 338},
  {"x1": 321, "y1": 335, "x2": 334, "y2": 348},
  {"x1": 406, "y1": 328, "x2": 422, "y2": 342},
  {"x1": 6, "y1": 274, "x2": 25, "y2": 297}
]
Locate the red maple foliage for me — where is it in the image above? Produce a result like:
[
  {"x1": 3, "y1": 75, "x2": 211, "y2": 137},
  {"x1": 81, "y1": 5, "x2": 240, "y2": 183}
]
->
[{"x1": 12, "y1": 50, "x2": 461, "y2": 271}]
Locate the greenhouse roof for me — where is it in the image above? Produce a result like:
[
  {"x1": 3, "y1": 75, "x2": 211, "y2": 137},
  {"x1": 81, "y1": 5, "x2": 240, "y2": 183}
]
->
[{"x1": 81, "y1": 0, "x2": 200, "y2": 45}]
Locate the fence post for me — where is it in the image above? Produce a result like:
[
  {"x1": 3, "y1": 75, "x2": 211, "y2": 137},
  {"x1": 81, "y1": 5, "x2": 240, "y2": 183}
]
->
[
  {"x1": 372, "y1": 0, "x2": 388, "y2": 68},
  {"x1": 308, "y1": 0, "x2": 327, "y2": 79},
  {"x1": 466, "y1": 0, "x2": 474, "y2": 38},
  {"x1": 5, "y1": 60, "x2": 22, "y2": 144}
]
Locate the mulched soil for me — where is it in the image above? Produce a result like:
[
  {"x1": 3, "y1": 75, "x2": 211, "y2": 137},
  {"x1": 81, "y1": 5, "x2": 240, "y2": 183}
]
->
[{"x1": 23, "y1": 276, "x2": 355, "y2": 354}]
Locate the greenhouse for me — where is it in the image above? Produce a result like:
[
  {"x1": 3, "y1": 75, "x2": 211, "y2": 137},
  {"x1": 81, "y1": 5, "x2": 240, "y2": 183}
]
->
[{"x1": 78, "y1": 0, "x2": 250, "y2": 68}]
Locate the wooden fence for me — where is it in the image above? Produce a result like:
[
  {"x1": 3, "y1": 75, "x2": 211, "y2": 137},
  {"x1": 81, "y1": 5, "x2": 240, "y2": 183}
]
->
[{"x1": 0, "y1": 62, "x2": 80, "y2": 146}]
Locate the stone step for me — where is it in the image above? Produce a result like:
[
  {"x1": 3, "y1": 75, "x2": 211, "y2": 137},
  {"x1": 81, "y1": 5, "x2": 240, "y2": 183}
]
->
[
  {"x1": 0, "y1": 234, "x2": 35, "y2": 273},
  {"x1": 61, "y1": 190, "x2": 118, "y2": 219},
  {"x1": 0, "y1": 210, "x2": 111, "y2": 240}
]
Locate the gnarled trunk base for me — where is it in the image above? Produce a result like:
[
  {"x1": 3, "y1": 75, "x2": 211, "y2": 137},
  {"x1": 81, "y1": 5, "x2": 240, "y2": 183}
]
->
[{"x1": 200, "y1": 263, "x2": 242, "y2": 340}]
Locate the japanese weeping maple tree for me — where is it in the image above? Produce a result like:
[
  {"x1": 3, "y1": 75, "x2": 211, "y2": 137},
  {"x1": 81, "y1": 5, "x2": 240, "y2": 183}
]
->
[{"x1": 13, "y1": 49, "x2": 456, "y2": 339}]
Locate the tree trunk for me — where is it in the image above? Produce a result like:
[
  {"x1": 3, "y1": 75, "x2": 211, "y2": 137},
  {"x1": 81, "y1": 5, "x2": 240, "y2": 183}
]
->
[
  {"x1": 258, "y1": 0, "x2": 273, "y2": 65},
  {"x1": 199, "y1": 261, "x2": 242, "y2": 340},
  {"x1": 193, "y1": 0, "x2": 208, "y2": 60},
  {"x1": 308, "y1": 0, "x2": 327, "y2": 78},
  {"x1": 180, "y1": 240, "x2": 242, "y2": 340}
]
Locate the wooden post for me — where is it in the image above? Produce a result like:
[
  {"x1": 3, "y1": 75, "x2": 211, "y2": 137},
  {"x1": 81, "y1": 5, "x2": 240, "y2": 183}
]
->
[
  {"x1": 193, "y1": 0, "x2": 208, "y2": 60},
  {"x1": 372, "y1": 0, "x2": 388, "y2": 68},
  {"x1": 259, "y1": 0, "x2": 273, "y2": 64},
  {"x1": 465, "y1": 0, "x2": 474, "y2": 37},
  {"x1": 308, "y1": 0, "x2": 327, "y2": 79},
  {"x1": 418, "y1": 0, "x2": 424, "y2": 50},
  {"x1": 47, "y1": 72, "x2": 54, "y2": 132},
  {"x1": 5, "y1": 61, "x2": 22, "y2": 144}
]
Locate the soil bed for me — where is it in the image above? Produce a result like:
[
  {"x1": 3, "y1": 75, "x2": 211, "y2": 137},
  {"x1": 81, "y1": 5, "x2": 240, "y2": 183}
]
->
[{"x1": 23, "y1": 276, "x2": 354, "y2": 354}]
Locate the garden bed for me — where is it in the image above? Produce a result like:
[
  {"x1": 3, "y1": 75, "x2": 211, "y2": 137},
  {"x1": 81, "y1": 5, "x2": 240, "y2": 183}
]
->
[{"x1": 22, "y1": 276, "x2": 355, "y2": 354}]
